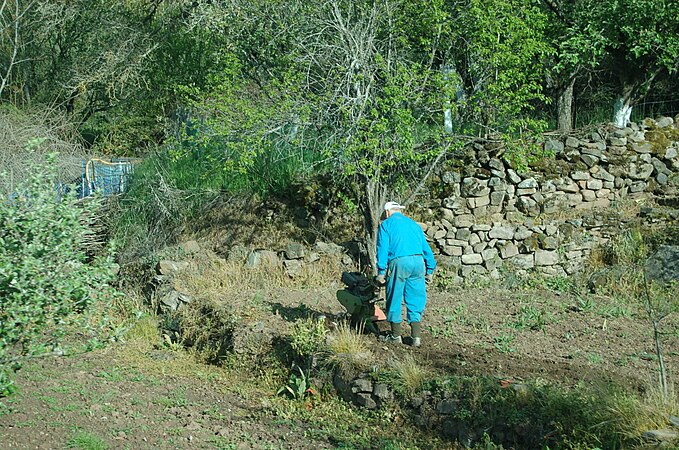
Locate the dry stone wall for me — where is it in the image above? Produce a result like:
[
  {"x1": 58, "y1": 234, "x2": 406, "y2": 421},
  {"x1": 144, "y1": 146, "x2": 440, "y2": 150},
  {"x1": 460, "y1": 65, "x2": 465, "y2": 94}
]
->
[{"x1": 421, "y1": 116, "x2": 679, "y2": 282}]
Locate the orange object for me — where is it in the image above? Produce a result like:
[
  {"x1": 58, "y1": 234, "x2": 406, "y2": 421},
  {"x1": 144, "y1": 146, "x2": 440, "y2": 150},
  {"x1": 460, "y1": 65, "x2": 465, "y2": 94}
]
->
[{"x1": 372, "y1": 305, "x2": 387, "y2": 321}]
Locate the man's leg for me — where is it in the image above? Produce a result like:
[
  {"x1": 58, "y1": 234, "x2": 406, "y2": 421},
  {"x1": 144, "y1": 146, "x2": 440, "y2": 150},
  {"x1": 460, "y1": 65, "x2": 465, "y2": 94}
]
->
[
  {"x1": 403, "y1": 257, "x2": 426, "y2": 346},
  {"x1": 384, "y1": 259, "x2": 407, "y2": 339}
]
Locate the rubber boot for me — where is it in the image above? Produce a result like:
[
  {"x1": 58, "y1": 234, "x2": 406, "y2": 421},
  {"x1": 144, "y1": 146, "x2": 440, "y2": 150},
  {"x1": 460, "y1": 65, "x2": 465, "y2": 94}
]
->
[{"x1": 410, "y1": 321, "x2": 421, "y2": 347}]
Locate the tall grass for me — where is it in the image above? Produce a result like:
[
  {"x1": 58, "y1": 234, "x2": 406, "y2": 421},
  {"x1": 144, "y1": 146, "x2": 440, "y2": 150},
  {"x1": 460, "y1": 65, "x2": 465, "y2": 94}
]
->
[{"x1": 112, "y1": 136, "x2": 325, "y2": 263}]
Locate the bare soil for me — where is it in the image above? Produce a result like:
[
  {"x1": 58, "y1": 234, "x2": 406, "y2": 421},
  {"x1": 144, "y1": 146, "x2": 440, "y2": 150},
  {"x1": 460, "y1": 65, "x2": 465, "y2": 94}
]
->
[{"x1": 1, "y1": 283, "x2": 677, "y2": 449}]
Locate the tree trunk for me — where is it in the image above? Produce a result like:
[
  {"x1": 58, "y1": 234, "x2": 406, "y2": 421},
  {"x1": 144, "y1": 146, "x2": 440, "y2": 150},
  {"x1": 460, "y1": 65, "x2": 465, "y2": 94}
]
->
[
  {"x1": 362, "y1": 178, "x2": 387, "y2": 275},
  {"x1": 557, "y1": 77, "x2": 575, "y2": 131},
  {"x1": 613, "y1": 81, "x2": 636, "y2": 128}
]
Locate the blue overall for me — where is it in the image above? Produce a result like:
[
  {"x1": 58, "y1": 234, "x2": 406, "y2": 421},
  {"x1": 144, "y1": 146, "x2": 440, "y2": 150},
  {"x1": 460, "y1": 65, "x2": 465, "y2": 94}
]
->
[{"x1": 376, "y1": 212, "x2": 436, "y2": 324}]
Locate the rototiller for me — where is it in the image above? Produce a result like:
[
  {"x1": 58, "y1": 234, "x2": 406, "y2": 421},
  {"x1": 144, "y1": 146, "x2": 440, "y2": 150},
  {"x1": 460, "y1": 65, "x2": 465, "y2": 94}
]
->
[{"x1": 336, "y1": 271, "x2": 387, "y2": 334}]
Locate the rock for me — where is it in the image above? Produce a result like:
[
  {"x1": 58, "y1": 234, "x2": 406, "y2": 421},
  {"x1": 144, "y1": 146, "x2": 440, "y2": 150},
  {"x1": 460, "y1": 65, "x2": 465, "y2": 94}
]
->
[
  {"x1": 246, "y1": 250, "x2": 279, "y2": 268},
  {"x1": 507, "y1": 169, "x2": 522, "y2": 184},
  {"x1": 283, "y1": 259, "x2": 303, "y2": 278},
  {"x1": 646, "y1": 246, "x2": 679, "y2": 284},
  {"x1": 489, "y1": 225, "x2": 515, "y2": 240},
  {"x1": 571, "y1": 170, "x2": 590, "y2": 181},
  {"x1": 509, "y1": 253, "x2": 535, "y2": 269},
  {"x1": 284, "y1": 242, "x2": 306, "y2": 259},
  {"x1": 535, "y1": 250, "x2": 559, "y2": 266},
  {"x1": 179, "y1": 240, "x2": 201, "y2": 254},
  {"x1": 352, "y1": 378, "x2": 373, "y2": 393},
  {"x1": 314, "y1": 241, "x2": 344, "y2": 256},
  {"x1": 580, "y1": 154, "x2": 599, "y2": 168},
  {"x1": 641, "y1": 429, "x2": 679, "y2": 445},
  {"x1": 500, "y1": 243, "x2": 519, "y2": 259},
  {"x1": 656, "y1": 116, "x2": 674, "y2": 128},
  {"x1": 461, "y1": 254, "x2": 483, "y2": 265},
  {"x1": 517, "y1": 177, "x2": 538, "y2": 189},
  {"x1": 516, "y1": 196, "x2": 539, "y2": 216},
  {"x1": 355, "y1": 393, "x2": 377, "y2": 409},
  {"x1": 373, "y1": 383, "x2": 393, "y2": 401},
  {"x1": 442, "y1": 171, "x2": 461, "y2": 184},
  {"x1": 455, "y1": 214, "x2": 475, "y2": 228},
  {"x1": 670, "y1": 415, "x2": 679, "y2": 427},
  {"x1": 227, "y1": 244, "x2": 250, "y2": 263},
  {"x1": 631, "y1": 141, "x2": 653, "y2": 154},
  {"x1": 545, "y1": 139, "x2": 564, "y2": 154},
  {"x1": 489, "y1": 158, "x2": 505, "y2": 171},
  {"x1": 160, "y1": 290, "x2": 192, "y2": 311},
  {"x1": 666, "y1": 147, "x2": 678, "y2": 160},
  {"x1": 629, "y1": 163, "x2": 654, "y2": 180},
  {"x1": 462, "y1": 178, "x2": 491, "y2": 197},
  {"x1": 157, "y1": 260, "x2": 189, "y2": 275},
  {"x1": 565, "y1": 136, "x2": 580, "y2": 148}
]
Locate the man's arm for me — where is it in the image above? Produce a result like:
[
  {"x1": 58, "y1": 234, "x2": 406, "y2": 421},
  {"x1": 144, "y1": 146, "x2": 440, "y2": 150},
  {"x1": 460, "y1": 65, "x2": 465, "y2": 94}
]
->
[
  {"x1": 421, "y1": 232, "x2": 436, "y2": 274},
  {"x1": 376, "y1": 224, "x2": 389, "y2": 275}
]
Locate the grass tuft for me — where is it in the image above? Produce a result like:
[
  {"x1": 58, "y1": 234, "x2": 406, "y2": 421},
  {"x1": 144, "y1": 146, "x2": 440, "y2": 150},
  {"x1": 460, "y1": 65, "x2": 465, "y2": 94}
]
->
[
  {"x1": 325, "y1": 323, "x2": 373, "y2": 375},
  {"x1": 383, "y1": 354, "x2": 429, "y2": 397}
]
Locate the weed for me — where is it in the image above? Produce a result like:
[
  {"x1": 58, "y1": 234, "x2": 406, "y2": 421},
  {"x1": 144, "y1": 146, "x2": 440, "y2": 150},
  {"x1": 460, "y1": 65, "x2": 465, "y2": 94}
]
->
[
  {"x1": 277, "y1": 366, "x2": 313, "y2": 400},
  {"x1": 587, "y1": 353, "x2": 603, "y2": 365},
  {"x1": 493, "y1": 332, "x2": 516, "y2": 353},
  {"x1": 289, "y1": 316, "x2": 328, "y2": 363},
  {"x1": 154, "y1": 389, "x2": 189, "y2": 409},
  {"x1": 66, "y1": 431, "x2": 109, "y2": 450},
  {"x1": 545, "y1": 275, "x2": 575, "y2": 293},
  {"x1": 510, "y1": 304, "x2": 549, "y2": 331},
  {"x1": 576, "y1": 296, "x2": 595, "y2": 312}
]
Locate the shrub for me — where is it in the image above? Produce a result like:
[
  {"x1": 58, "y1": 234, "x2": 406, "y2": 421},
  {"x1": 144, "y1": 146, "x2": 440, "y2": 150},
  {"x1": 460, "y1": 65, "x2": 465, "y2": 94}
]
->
[{"x1": 0, "y1": 152, "x2": 118, "y2": 399}]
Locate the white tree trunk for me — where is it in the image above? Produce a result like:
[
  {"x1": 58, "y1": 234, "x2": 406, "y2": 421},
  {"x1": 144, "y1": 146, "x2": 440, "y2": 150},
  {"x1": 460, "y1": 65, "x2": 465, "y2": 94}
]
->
[{"x1": 613, "y1": 96, "x2": 633, "y2": 128}]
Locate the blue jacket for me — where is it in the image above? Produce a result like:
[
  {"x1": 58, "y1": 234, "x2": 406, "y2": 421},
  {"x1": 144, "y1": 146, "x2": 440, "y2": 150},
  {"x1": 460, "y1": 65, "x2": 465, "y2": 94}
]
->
[{"x1": 376, "y1": 212, "x2": 436, "y2": 276}]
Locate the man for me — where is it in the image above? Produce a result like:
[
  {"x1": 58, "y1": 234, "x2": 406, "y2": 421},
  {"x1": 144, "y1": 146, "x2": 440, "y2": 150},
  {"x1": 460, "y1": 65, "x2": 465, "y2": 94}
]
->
[{"x1": 375, "y1": 201, "x2": 436, "y2": 347}]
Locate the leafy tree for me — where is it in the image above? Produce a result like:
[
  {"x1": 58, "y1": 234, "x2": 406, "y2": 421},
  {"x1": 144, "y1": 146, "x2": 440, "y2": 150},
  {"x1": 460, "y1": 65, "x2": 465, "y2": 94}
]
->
[
  {"x1": 0, "y1": 153, "x2": 119, "y2": 398},
  {"x1": 543, "y1": 0, "x2": 679, "y2": 129}
]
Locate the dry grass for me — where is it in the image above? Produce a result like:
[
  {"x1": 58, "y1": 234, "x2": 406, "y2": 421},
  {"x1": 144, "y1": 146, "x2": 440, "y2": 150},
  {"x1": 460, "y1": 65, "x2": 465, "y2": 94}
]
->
[
  {"x1": 325, "y1": 322, "x2": 374, "y2": 375},
  {"x1": 172, "y1": 248, "x2": 347, "y2": 297},
  {"x1": 606, "y1": 380, "x2": 679, "y2": 443},
  {"x1": 384, "y1": 354, "x2": 429, "y2": 397},
  {"x1": 0, "y1": 107, "x2": 90, "y2": 195}
]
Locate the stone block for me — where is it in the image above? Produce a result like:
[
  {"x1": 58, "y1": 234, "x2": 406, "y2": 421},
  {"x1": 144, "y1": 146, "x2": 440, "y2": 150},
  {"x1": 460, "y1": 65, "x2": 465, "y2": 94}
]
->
[
  {"x1": 587, "y1": 179, "x2": 603, "y2": 190},
  {"x1": 461, "y1": 254, "x2": 483, "y2": 265},
  {"x1": 506, "y1": 169, "x2": 522, "y2": 184},
  {"x1": 571, "y1": 171, "x2": 590, "y2": 181},
  {"x1": 454, "y1": 214, "x2": 475, "y2": 228},
  {"x1": 516, "y1": 188, "x2": 537, "y2": 196},
  {"x1": 500, "y1": 242, "x2": 519, "y2": 259},
  {"x1": 535, "y1": 250, "x2": 559, "y2": 266},
  {"x1": 581, "y1": 189, "x2": 596, "y2": 202},
  {"x1": 509, "y1": 253, "x2": 535, "y2": 269},
  {"x1": 489, "y1": 225, "x2": 515, "y2": 240}
]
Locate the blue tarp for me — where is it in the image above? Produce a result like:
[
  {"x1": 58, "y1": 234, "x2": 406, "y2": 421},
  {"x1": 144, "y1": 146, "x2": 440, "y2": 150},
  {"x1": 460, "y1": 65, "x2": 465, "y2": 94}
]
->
[{"x1": 79, "y1": 158, "x2": 136, "y2": 198}]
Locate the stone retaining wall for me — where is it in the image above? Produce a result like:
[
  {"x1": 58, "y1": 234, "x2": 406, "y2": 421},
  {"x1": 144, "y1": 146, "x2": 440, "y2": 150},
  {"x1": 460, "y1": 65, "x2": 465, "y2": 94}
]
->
[{"x1": 422, "y1": 116, "x2": 679, "y2": 282}]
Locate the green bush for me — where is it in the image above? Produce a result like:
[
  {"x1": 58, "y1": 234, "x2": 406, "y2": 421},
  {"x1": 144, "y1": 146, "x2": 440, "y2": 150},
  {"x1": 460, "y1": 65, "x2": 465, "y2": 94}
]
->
[{"x1": 0, "y1": 153, "x2": 119, "y2": 398}]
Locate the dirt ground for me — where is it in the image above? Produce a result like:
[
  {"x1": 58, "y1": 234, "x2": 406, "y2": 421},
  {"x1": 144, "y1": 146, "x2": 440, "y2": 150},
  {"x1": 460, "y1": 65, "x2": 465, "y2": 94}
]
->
[{"x1": 1, "y1": 283, "x2": 677, "y2": 449}]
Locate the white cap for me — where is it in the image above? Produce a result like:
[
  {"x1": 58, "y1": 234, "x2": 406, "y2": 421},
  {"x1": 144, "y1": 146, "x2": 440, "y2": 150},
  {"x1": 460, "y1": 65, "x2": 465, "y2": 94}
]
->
[{"x1": 384, "y1": 201, "x2": 405, "y2": 211}]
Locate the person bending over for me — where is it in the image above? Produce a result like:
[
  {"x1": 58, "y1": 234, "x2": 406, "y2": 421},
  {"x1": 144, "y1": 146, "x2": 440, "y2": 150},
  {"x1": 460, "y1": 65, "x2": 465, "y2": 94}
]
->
[{"x1": 375, "y1": 201, "x2": 436, "y2": 347}]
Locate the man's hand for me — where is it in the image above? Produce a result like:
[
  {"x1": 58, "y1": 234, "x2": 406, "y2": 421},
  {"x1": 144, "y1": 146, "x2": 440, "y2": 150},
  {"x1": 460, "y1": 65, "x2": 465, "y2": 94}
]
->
[
  {"x1": 375, "y1": 274, "x2": 386, "y2": 286},
  {"x1": 425, "y1": 273, "x2": 433, "y2": 285}
]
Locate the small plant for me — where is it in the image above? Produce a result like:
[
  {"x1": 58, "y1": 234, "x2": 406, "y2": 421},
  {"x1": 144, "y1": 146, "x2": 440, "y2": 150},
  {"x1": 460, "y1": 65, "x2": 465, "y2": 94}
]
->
[
  {"x1": 66, "y1": 431, "x2": 108, "y2": 450},
  {"x1": 277, "y1": 366, "x2": 313, "y2": 400},
  {"x1": 576, "y1": 295, "x2": 595, "y2": 312},
  {"x1": 511, "y1": 304, "x2": 548, "y2": 331},
  {"x1": 289, "y1": 316, "x2": 328, "y2": 363},
  {"x1": 493, "y1": 332, "x2": 516, "y2": 353}
]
